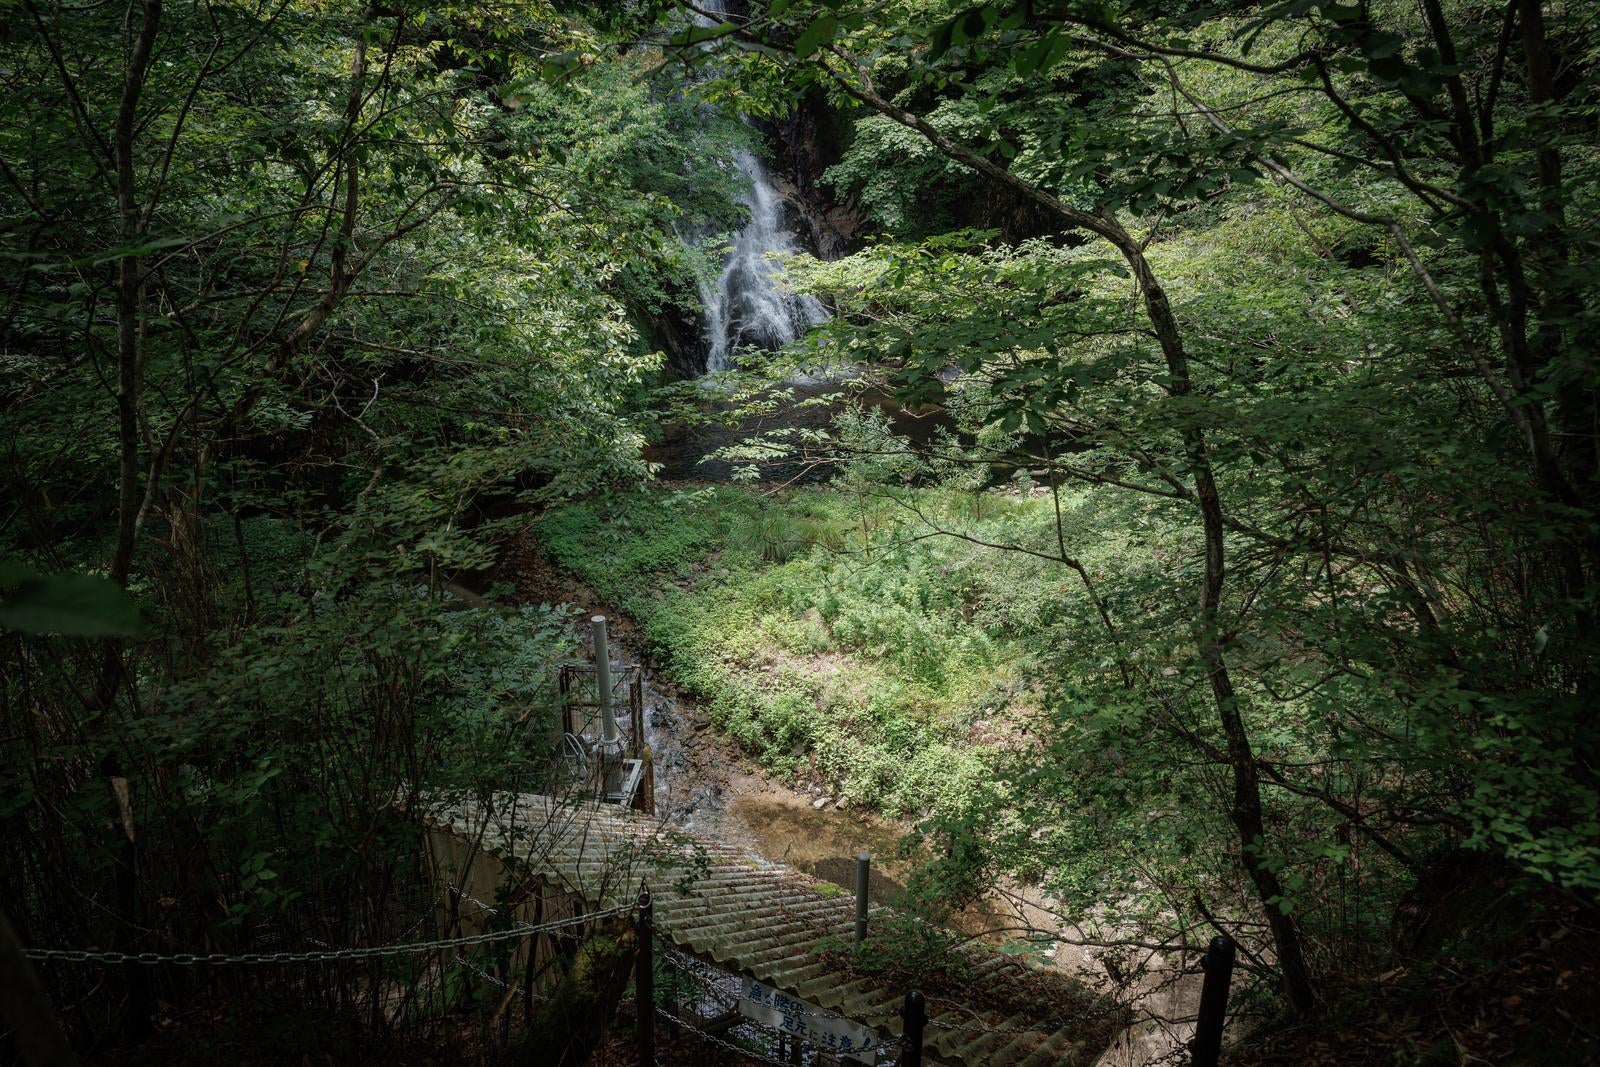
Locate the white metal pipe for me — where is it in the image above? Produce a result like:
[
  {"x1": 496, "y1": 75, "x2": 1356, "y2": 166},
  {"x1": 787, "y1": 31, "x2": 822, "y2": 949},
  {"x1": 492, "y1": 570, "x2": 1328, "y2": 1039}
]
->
[{"x1": 592, "y1": 615, "x2": 619, "y2": 748}]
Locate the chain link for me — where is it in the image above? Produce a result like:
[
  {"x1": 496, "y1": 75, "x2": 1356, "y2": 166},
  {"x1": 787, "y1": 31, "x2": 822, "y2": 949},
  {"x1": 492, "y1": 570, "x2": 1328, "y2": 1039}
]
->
[
  {"x1": 451, "y1": 952, "x2": 556, "y2": 1002},
  {"x1": 24, "y1": 902, "x2": 635, "y2": 967},
  {"x1": 658, "y1": 943, "x2": 737, "y2": 996},
  {"x1": 656, "y1": 985, "x2": 901, "y2": 1063},
  {"x1": 31, "y1": 880, "x2": 1121, "y2": 1050},
  {"x1": 662, "y1": 992, "x2": 1106, "y2": 1062},
  {"x1": 444, "y1": 882, "x2": 538, "y2": 930},
  {"x1": 656, "y1": 936, "x2": 1126, "y2": 1043},
  {"x1": 655, "y1": 938, "x2": 1118, "y2": 1049},
  {"x1": 456, "y1": 953, "x2": 513, "y2": 990},
  {"x1": 657, "y1": 1005, "x2": 793, "y2": 1066}
]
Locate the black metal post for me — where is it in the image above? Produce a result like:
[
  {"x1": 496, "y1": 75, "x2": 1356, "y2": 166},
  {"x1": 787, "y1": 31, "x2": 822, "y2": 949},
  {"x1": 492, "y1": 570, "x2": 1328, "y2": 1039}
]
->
[
  {"x1": 902, "y1": 989, "x2": 926, "y2": 1067},
  {"x1": 853, "y1": 852, "x2": 870, "y2": 949},
  {"x1": 559, "y1": 667, "x2": 573, "y2": 735},
  {"x1": 636, "y1": 887, "x2": 655, "y2": 1067},
  {"x1": 1191, "y1": 935, "x2": 1235, "y2": 1067}
]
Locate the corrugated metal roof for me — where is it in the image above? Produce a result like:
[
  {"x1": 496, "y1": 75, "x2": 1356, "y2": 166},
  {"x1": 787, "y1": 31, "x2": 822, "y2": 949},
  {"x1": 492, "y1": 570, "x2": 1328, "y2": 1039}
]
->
[{"x1": 430, "y1": 793, "x2": 1121, "y2": 1066}]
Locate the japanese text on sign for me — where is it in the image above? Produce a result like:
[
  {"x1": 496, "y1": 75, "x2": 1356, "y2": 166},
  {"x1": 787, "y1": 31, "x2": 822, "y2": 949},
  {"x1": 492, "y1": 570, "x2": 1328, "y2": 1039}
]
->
[{"x1": 738, "y1": 976, "x2": 879, "y2": 1056}]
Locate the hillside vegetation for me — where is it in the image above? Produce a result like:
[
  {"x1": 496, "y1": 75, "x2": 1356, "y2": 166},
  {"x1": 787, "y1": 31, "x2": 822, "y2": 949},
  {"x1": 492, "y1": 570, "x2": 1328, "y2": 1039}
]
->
[{"x1": 3, "y1": 0, "x2": 1599, "y2": 1062}]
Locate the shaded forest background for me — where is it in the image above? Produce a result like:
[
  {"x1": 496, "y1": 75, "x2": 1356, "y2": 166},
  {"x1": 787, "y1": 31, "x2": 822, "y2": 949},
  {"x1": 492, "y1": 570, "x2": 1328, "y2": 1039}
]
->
[{"x1": 2, "y1": 0, "x2": 1597, "y2": 1063}]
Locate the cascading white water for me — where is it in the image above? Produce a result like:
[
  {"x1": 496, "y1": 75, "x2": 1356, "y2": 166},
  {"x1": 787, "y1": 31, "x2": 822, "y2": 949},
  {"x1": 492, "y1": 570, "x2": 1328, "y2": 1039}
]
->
[
  {"x1": 696, "y1": 149, "x2": 829, "y2": 372},
  {"x1": 681, "y1": 0, "x2": 828, "y2": 373}
]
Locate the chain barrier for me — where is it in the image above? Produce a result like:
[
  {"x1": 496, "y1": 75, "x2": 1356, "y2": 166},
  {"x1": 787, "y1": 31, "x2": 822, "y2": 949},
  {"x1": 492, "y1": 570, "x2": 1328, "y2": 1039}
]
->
[
  {"x1": 656, "y1": 976, "x2": 1122, "y2": 1062},
  {"x1": 455, "y1": 953, "x2": 512, "y2": 991},
  {"x1": 657, "y1": 942, "x2": 738, "y2": 998},
  {"x1": 451, "y1": 952, "x2": 556, "y2": 1003},
  {"x1": 656, "y1": 1005, "x2": 793, "y2": 1067},
  {"x1": 444, "y1": 882, "x2": 542, "y2": 930},
  {"x1": 658, "y1": 939, "x2": 896, "y2": 1032},
  {"x1": 446, "y1": 883, "x2": 511, "y2": 917},
  {"x1": 23, "y1": 902, "x2": 634, "y2": 967},
  {"x1": 652, "y1": 949, "x2": 904, "y2": 1064},
  {"x1": 656, "y1": 947, "x2": 736, "y2": 1017}
]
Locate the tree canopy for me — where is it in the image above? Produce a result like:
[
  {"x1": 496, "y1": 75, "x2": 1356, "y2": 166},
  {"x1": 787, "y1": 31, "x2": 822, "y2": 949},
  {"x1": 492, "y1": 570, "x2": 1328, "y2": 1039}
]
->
[{"x1": 3, "y1": 0, "x2": 1597, "y2": 1061}]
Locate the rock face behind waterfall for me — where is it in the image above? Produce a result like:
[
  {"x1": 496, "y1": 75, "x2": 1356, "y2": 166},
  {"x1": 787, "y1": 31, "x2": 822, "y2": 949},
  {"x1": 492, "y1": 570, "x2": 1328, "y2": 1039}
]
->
[
  {"x1": 770, "y1": 87, "x2": 866, "y2": 261},
  {"x1": 698, "y1": 149, "x2": 828, "y2": 372}
]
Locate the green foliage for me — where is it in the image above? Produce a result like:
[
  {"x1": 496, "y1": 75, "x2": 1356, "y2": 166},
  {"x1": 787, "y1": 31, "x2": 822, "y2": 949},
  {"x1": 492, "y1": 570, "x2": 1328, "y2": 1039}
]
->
[
  {"x1": 0, "y1": 566, "x2": 148, "y2": 637},
  {"x1": 724, "y1": 507, "x2": 846, "y2": 562},
  {"x1": 834, "y1": 909, "x2": 974, "y2": 984},
  {"x1": 0, "y1": 1, "x2": 746, "y2": 1051},
  {"x1": 4, "y1": 0, "x2": 1600, "y2": 1054},
  {"x1": 538, "y1": 485, "x2": 1042, "y2": 817},
  {"x1": 822, "y1": 108, "x2": 989, "y2": 235},
  {"x1": 612, "y1": 0, "x2": 1600, "y2": 1032}
]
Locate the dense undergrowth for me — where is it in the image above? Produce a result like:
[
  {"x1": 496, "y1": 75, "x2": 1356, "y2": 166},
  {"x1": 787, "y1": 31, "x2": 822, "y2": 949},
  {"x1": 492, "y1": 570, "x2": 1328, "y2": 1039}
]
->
[
  {"x1": 7, "y1": 0, "x2": 1600, "y2": 1060},
  {"x1": 538, "y1": 482, "x2": 1128, "y2": 822},
  {"x1": 535, "y1": 469, "x2": 1600, "y2": 1059},
  {"x1": 0, "y1": 2, "x2": 744, "y2": 1056}
]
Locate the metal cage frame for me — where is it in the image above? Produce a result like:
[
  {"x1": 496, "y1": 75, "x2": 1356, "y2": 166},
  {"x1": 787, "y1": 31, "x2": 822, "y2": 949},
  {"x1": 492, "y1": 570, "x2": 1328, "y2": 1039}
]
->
[{"x1": 557, "y1": 663, "x2": 645, "y2": 755}]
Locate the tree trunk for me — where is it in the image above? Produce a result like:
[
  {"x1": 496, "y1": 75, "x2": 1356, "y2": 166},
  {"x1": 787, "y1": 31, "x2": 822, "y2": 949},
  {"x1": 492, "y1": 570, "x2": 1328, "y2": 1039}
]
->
[
  {"x1": 0, "y1": 909, "x2": 77, "y2": 1067},
  {"x1": 105, "y1": 0, "x2": 163, "y2": 1040},
  {"x1": 831, "y1": 69, "x2": 1319, "y2": 1016},
  {"x1": 109, "y1": 0, "x2": 161, "y2": 586}
]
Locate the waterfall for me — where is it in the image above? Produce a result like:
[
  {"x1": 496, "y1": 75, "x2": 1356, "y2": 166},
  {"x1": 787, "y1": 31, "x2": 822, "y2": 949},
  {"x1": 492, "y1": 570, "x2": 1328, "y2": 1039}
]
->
[
  {"x1": 678, "y1": 1, "x2": 828, "y2": 373},
  {"x1": 696, "y1": 149, "x2": 828, "y2": 372}
]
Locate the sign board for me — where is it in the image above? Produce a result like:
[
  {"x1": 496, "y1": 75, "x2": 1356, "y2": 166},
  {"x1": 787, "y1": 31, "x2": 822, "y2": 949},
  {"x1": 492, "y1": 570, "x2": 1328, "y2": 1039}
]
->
[{"x1": 738, "y1": 975, "x2": 879, "y2": 1058}]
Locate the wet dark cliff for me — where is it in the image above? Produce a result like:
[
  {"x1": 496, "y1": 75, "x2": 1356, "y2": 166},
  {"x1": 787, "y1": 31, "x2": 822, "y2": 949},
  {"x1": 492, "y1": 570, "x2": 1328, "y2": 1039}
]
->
[{"x1": 767, "y1": 87, "x2": 868, "y2": 260}]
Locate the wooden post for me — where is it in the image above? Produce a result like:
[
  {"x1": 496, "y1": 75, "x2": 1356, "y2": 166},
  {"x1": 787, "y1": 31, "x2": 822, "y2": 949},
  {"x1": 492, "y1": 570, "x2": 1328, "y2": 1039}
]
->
[
  {"x1": 636, "y1": 887, "x2": 655, "y2": 1067},
  {"x1": 593, "y1": 616, "x2": 619, "y2": 751},
  {"x1": 1191, "y1": 935, "x2": 1235, "y2": 1067},
  {"x1": 901, "y1": 989, "x2": 926, "y2": 1067},
  {"x1": 630, "y1": 670, "x2": 644, "y2": 752}
]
